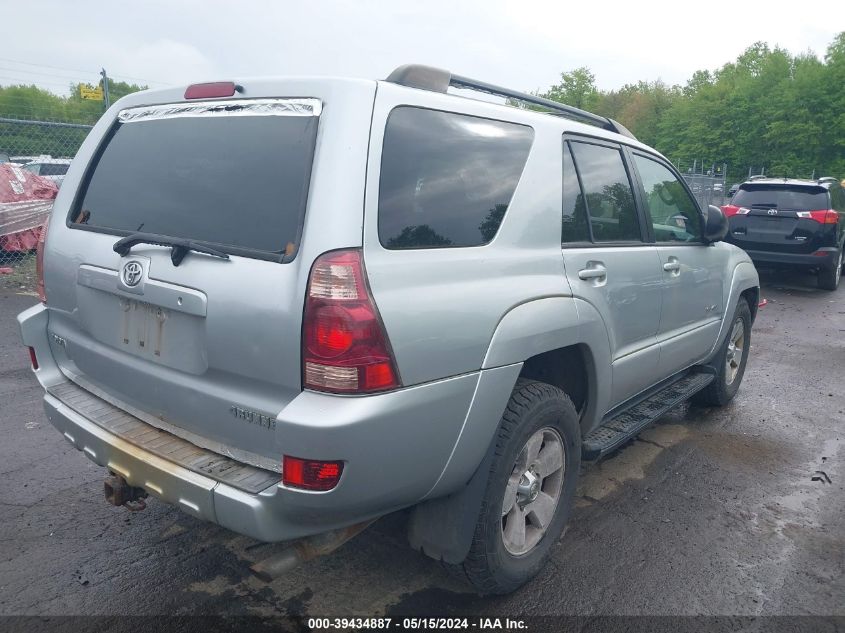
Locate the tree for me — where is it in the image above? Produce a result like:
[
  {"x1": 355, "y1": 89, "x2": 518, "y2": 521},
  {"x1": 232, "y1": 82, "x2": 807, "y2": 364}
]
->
[{"x1": 542, "y1": 67, "x2": 599, "y2": 110}]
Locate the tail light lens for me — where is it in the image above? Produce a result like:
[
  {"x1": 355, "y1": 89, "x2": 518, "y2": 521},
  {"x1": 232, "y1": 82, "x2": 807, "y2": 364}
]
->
[
  {"x1": 283, "y1": 455, "x2": 344, "y2": 491},
  {"x1": 302, "y1": 249, "x2": 400, "y2": 394},
  {"x1": 796, "y1": 210, "x2": 839, "y2": 224},
  {"x1": 722, "y1": 205, "x2": 750, "y2": 217},
  {"x1": 35, "y1": 215, "x2": 50, "y2": 303},
  {"x1": 28, "y1": 346, "x2": 39, "y2": 370}
]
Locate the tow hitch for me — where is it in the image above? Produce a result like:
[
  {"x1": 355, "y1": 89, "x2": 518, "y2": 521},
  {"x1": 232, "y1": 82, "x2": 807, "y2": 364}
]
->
[{"x1": 104, "y1": 474, "x2": 148, "y2": 511}]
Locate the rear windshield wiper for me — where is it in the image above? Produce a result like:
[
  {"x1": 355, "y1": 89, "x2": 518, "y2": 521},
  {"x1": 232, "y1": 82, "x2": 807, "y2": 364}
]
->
[{"x1": 113, "y1": 232, "x2": 230, "y2": 266}]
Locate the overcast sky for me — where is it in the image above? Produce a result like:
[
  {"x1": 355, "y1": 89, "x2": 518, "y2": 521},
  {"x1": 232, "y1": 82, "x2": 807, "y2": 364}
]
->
[{"x1": 2, "y1": 0, "x2": 841, "y2": 97}]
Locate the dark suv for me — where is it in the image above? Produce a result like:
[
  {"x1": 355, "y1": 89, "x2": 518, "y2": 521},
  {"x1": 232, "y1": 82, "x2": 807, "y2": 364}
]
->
[{"x1": 723, "y1": 177, "x2": 845, "y2": 290}]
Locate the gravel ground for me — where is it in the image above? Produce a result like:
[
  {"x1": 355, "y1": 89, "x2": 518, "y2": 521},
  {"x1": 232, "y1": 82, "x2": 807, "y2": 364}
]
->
[{"x1": 0, "y1": 267, "x2": 842, "y2": 626}]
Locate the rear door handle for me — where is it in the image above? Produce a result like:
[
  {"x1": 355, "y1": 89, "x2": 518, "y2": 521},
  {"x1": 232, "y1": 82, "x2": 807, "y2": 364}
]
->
[
  {"x1": 578, "y1": 263, "x2": 607, "y2": 280},
  {"x1": 663, "y1": 260, "x2": 680, "y2": 272}
]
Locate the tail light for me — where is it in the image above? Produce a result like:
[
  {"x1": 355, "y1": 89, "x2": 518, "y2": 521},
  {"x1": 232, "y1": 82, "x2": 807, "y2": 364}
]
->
[
  {"x1": 283, "y1": 455, "x2": 343, "y2": 491},
  {"x1": 722, "y1": 205, "x2": 750, "y2": 217},
  {"x1": 28, "y1": 346, "x2": 39, "y2": 370},
  {"x1": 35, "y1": 215, "x2": 50, "y2": 303},
  {"x1": 796, "y1": 210, "x2": 839, "y2": 224},
  {"x1": 302, "y1": 249, "x2": 400, "y2": 394}
]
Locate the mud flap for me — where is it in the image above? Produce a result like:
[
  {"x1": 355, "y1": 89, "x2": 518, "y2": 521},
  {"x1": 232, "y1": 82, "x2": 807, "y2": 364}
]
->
[{"x1": 407, "y1": 436, "x2": 495, "y2": 565}]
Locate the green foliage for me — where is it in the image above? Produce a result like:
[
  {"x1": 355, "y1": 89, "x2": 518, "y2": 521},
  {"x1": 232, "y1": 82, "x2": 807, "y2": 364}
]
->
[
  {"x1": 541, "y1": 32, "x2": 845, "y2": 182},
  {"x1": 0, "y1": 78, "x2": 146, "y2": 157}
]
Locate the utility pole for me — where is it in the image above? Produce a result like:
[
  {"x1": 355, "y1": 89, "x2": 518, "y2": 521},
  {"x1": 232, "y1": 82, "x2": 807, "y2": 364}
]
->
[{"x1": 100, "y1": 68, "x2": 111, "y2": 110}]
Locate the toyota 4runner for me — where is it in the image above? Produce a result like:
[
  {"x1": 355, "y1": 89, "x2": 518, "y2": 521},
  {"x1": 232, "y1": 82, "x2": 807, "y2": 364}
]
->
[{"x1": 18, "y1": 65, "x2": 760, "y2": 594}]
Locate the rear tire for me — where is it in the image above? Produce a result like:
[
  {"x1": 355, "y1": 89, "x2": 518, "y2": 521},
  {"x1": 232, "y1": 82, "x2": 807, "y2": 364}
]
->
[
  {"x1": 448, "y1": 379, "x2": 580, "y2": 595},
  {"x1": 818, "y1": 248, "x2": 842, "y2": 291},
  {"x1": 693, "y1": 299, "x2": 751, "y2": 407}
]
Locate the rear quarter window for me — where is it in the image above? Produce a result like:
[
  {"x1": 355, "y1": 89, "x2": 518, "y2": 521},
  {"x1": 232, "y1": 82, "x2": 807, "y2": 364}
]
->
[{"x1": 378, "y1": 107, "x2": 533, "y2": 249}]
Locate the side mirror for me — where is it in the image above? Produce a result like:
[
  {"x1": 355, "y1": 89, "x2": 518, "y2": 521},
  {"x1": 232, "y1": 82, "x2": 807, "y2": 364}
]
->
[{"x1": 703, "y1": 205, "x2": 729, "y2": 243}]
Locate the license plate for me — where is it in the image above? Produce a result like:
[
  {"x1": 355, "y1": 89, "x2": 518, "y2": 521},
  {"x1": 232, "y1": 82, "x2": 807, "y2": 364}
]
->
[{"x1": 119, "y1": 297, "x2": 169, "y2": 357}]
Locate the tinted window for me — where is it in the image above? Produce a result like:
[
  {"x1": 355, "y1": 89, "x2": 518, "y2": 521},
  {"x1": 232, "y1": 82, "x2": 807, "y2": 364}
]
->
[
  {"x1": 633, "y1": 154, "x2": 702, "y2": 242},
  {"x1": 40, "y1": 163, "x2": 69, "y2": 176},
  {"x1": 733, "y1": 184, "x2": 829, "y2": 210},
  {"x1": 569, "y1": 142, "x2": 640, "y2": 242},
  {"x1": 378, "y1": 108, "x2": 533, "y2": 249},
  {"x1": 72, "y1": 109, "x2": 319, "y2": 262},
  {"x1": 562, "y1": 143, "x2": 590, "y2": 243}
]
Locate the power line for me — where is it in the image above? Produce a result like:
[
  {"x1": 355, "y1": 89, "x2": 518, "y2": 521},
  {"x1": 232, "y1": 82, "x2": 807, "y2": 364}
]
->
[
  {"x1": 0, "y1": 57, "x2": 170, "y2": 86},
  {"x1": 0, "y1": 75, "x2": 74, "y2": 89},
  {"x1": 0, "y1": 66, "x2": 99, "y2": 81}
]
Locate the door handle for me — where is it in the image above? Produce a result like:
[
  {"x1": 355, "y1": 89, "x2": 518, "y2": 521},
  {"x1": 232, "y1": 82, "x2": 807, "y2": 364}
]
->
[
  {"x1": 663, "y1": 260, "x2": 680, "y2": 272},
  {"x1": 578, "y1": 264, "x2": 607, "y2": 280}
]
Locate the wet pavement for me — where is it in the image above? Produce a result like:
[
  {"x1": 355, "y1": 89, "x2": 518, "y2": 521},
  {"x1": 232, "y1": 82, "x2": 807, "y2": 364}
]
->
[{"x1": 0, "y1": 268, "x2": 842, "y2": 618}]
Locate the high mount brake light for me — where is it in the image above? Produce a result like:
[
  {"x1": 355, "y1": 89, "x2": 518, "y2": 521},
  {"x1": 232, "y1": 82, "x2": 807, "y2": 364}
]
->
[
  {"x1": 184, "y1": 82, "x2": 238, "y2": 99},
  {"x1": 302, "y1": 249, "x2": 400, "y2": 394}
]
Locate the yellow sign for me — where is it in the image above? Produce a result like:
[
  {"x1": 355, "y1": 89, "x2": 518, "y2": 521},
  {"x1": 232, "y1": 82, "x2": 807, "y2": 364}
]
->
[{"x1": 80, "y1": 85, "x2": 104, "y2": 101}]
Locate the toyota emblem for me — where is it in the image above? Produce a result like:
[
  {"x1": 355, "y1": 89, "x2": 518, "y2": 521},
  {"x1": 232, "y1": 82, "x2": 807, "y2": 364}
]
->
[{"x1": 122, "y1": 261, "x2": 143, "y2": 287}]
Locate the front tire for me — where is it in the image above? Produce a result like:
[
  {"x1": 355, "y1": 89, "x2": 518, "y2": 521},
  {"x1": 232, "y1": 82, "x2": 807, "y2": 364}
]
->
[
  {"x1": 449, "y1": 379, "x2": 580, "y2": 595},
  {"x1": 818, "y1": 248, "x2": 842, "y2": 291},
  {"x1": 693, "y1": 298, "x2": 752, "y2": 407}
]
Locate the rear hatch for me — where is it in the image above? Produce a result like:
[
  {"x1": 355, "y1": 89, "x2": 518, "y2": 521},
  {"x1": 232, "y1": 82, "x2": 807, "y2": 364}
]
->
[
  {"x1": 45, "y1": 95, "x2": 324, "y2": 470},
  {"x1": 727, "y1": 184, "x2": 833, "y2": 254}
]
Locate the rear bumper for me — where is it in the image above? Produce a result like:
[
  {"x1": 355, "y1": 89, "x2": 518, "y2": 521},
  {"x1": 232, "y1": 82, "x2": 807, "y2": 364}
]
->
[
  {"x1": 743, "y1": 247, "x2": 839, "y2": 268},
  {"x1": 19, "y1": 303, "x2": 500, "y2": 543}
]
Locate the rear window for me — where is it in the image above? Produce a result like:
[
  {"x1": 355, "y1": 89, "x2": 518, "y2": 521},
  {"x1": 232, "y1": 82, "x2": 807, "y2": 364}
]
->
[
  {"x1": 71, "y1": 99, "x2": 320, "y2": 262},
  {"x1": 733, "y1": 184, "x2": 830, "y2": 210},
  {"x1": 378, "y1": 107, "x2": 533, "y2": 249}
]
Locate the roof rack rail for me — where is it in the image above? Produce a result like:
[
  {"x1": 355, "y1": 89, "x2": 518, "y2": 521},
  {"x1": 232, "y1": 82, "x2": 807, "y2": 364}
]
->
[
  {"x1": 747, "y1": 175, "x2": 769, "y2": 181},
  {"x1": 817, "y1": 176, "x2": 838, "y2": 184},
  {"x1": 385, "y1": 64, "x2": 637, "y2": 140}
]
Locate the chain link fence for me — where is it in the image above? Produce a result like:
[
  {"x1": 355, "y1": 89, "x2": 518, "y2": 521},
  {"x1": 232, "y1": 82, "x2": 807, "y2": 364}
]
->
[
  {"x1": 1, "y1": 117, "x2": 92, "y2": 289},
  {"x1": 673, "y1": 160, "x2": 729, "y2": 210}
]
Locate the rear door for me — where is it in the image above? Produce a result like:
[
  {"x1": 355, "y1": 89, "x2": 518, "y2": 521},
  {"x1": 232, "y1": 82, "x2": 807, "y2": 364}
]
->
[
  {"x1": 629, "y1": 151, "x2": 724, "y2": 375},
  {"x1": 561, "y1": 137, "x2": 663, "y2": 407},
  {"x1": 41, "y1": 92, "x2": 361, "y2": 469},
  {"x1": 728, "y1": 184, "x2": 832, "y2": 255}
]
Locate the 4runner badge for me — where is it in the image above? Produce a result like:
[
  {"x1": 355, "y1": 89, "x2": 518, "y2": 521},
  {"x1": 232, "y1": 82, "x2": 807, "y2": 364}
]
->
[
  {"x1": 122, "y1": 261, "x2": 144, "y2": 287},
  {"x1": 229, "y1": 405, "x2": 276, "y2": 430}
]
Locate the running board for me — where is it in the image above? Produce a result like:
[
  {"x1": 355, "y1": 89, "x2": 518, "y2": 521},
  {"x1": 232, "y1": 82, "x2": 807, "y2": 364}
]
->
[{"x1": 582, "y1": 372, "x2": 715, "y2": 461}]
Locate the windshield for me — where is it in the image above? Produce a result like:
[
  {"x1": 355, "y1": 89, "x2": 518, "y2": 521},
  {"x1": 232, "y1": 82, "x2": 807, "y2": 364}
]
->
[
  {"x1": 733, "y1": 184, "x2": 829, "y2": 210},
  {"x1": 71, "y1": 99, "x2": 320, "y2": 262}
]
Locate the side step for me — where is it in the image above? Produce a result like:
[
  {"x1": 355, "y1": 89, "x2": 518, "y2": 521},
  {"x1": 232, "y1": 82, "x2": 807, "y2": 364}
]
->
[{"x1": 582, "y1": 372, "x2": 714, "y2": 460}]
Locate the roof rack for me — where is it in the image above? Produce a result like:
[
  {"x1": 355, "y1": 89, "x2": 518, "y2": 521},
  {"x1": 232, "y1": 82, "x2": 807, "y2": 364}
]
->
[
  {"x1": 385, "y1": 64, "x2": 637, "y2": 140},
  {"x1": 747, "y1": 175, "x2": 769, "y2": 181},
  {"x1": 817, "y1": 176, "x2": 838, "y2": 184}
]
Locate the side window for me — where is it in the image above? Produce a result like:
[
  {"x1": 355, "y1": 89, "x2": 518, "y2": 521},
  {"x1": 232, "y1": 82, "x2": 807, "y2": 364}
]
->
[
  {"x1": 569, "y1": 141, "x2": 640, "y2": 242},
  {"x1": 562, "y1": 143, "x2": 590, "y2": 243},
  {"x1": 632, "y1": 154, "x2": 702, "y2": 243},
  {"x1": 378, "y1": 108, "x2": 533, "y2": 249},
  {"x1": 41, "y1": 163, "x2": 68, "y2": 176}
]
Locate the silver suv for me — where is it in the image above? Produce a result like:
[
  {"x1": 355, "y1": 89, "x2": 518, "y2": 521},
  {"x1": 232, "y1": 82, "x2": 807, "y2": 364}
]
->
[{"x1": 18, "y1": 65, "x2": 760, "y2": 594}]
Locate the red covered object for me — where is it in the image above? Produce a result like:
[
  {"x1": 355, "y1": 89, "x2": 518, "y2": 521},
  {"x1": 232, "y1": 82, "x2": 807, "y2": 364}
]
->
[{"x1": 0, "y1": 163, "x2": 58, "y2": 252}]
